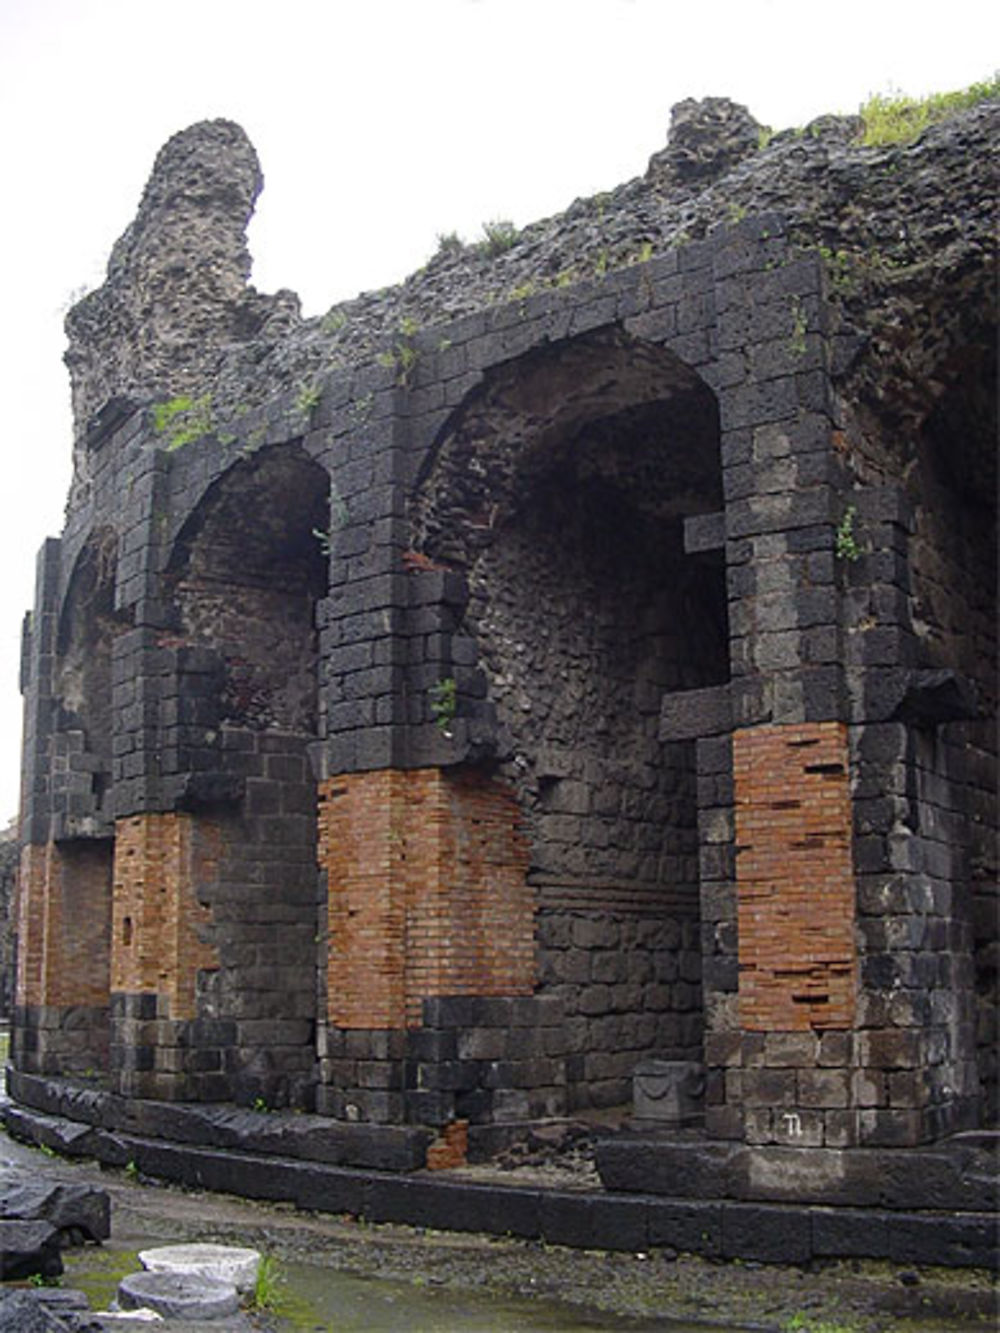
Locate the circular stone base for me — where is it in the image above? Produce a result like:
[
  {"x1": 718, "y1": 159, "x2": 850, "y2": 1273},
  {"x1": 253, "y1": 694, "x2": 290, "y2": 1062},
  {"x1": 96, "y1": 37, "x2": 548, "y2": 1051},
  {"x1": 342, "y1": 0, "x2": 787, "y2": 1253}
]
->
[
  {"x1": 138, "y1": 1242, "x2": 261, "y2": 1294},
  {"x1": 118, "y1": 1270, "x2": 240, "y2": 1319}
]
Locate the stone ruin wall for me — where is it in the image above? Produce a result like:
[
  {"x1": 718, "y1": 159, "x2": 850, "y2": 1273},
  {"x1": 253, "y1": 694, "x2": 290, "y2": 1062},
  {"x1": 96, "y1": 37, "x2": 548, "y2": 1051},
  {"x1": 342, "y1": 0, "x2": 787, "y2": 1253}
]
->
[{"x1": 10, "y1": 94, "x2": 997, "y2": 1145}]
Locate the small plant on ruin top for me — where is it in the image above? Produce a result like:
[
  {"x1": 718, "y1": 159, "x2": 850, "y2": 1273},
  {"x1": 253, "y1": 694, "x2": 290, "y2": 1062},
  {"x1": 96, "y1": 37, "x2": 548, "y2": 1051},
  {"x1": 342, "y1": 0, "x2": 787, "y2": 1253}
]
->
[
  {"x1": 435, "y1": 230, "x2": 465, "y2": 257},
  {"x1": 858, "y1": 73, "x2": 999, "y2": 147},
  {"x1": 479, "y1": 218, "x2": 519, "y2": 258},
  {"x1": 321, "y1": 307, "x2": 348, "y2": 334}
]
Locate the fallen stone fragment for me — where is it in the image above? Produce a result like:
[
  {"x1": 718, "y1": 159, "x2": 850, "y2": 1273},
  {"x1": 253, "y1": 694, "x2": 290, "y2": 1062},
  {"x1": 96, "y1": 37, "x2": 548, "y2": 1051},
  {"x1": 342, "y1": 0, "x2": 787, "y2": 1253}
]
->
[
  {"x1": 117, "y1": 1271, "x2": 239, "y2": 1320},
  {"x1": 0, "y1": 1289, "x2": 67, "y2": 1332},
  {"x1": 0, "y1": 1218, "x2": 63, "y2": 1281},
  {"x1": 93, "y1": 1312, "x2": 163, "y2": 1323},
  {"x1": 0, "y1": 1174, "x2": 111, "y2": 1243},
  {"x1": 138, "y1": 1242, "x2": 260, "y2": 1293}
]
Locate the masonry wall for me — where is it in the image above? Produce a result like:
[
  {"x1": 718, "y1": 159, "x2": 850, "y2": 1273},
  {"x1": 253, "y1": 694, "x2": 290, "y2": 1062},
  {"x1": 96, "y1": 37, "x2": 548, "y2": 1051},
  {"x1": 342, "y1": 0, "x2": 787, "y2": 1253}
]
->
[
  {"x1": 12, "y1": 163, "x2": 996, "y2": 1154},
  {"x1": 316, "y1": 766, "x2": 535, "y2": 1123},
  {"x1": 14, "y1": 839, "x2": 111, "y2": 1077},
  {"x1": 0, "y1": 835, "x2": 17, "y2": 1018}
]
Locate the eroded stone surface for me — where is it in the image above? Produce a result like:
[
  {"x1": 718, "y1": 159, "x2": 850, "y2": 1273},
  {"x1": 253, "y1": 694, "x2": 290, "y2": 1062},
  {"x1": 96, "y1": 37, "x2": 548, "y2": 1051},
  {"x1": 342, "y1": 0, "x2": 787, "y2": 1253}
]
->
[
  {"x1": 138, "y1": 1242, "x2": 259, "y2": 1293},
  {"x1": 0, "y1": 1173, "x2": 111, "y2": 1243},
  {"x1": 117, "y1": 1270, "x2": 239, "y2": 1319},
  {"x1": 0, "y1": 1218, "x2": 63, "y2": 1281}
]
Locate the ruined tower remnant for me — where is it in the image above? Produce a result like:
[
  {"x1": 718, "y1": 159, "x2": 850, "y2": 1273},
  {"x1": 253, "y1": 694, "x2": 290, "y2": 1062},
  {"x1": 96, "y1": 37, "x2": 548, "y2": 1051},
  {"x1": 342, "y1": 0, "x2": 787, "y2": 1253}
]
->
[{"x1": 9, "y1": 95, "x2": 997, "y2": 1213}]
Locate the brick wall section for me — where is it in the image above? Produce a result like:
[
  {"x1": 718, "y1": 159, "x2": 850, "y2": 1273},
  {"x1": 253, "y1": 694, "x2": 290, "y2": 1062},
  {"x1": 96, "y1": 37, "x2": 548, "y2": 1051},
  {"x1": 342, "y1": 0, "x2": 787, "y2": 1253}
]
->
[
  {"x1": 734, "y1": 721, "x2": 856, "y2": 1031},
  {"x1": 111, "y1": 813, "x2": 220, "y2": 1021},
  {"x1": 15, "y1": 844, "x2": 46, "y2": 1009},
  {"x1": 16, "y1": 841, "x2": 111, "y2": 1009},
  {"x1": 14, "y1": 840, "x2": 112, "y2": 1075},
  {"x1": 319, "y1": 768, "x2": 533, "y2": 1031}
]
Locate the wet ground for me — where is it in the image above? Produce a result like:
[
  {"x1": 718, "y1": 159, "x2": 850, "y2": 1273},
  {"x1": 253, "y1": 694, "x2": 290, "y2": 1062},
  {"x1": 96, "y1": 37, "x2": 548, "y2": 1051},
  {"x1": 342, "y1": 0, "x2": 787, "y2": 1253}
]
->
[{"x1": 1, "y1": 1125, "x2": 996, "y2": 1332}]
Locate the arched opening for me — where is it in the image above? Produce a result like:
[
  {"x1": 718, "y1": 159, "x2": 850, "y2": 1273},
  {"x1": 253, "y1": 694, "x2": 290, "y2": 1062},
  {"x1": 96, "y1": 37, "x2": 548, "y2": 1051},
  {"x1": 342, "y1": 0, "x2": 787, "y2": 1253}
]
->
[
  {"x1": 160, "y1": 443, "x2": 329, "y2": 1107},
  {"x1": 56, "y1": 526, "x2": 121, "y2": 829},
  {"x1": 907, "y1": 339, "x2": 998, "y2": 1129},
  {"x1": 412, "y1": 328, "x2": 727, "y2": 1112},
  {"x1": 26, "y1": 526, "x2": 126, "y2": 1077},
  {"x1": 170, "y1": 446, "x2": 329, "y2": 734}
]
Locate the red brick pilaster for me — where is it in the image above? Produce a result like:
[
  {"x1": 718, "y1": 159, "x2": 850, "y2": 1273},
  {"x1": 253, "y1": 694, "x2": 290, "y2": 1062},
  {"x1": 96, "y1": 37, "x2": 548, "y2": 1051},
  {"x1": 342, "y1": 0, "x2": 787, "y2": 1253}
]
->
[
  {"x1": 111, "y1": 814, "x2": 220, "y2": 1019},
  {"x1": 318, "y1": 767, "x2": 533, "y2": 1029},
  {"x1": 16, "y1": 841, "x2": 111, "y2": 1009},
  {"x1": 734, "y1": 722, "x2": 856, "y2": 1031}
]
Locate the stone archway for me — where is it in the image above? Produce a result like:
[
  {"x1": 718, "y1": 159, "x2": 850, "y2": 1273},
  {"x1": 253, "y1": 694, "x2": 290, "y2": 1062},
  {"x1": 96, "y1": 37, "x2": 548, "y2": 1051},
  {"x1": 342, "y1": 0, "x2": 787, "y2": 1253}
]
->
[
  {"x1": 15, "y1": 528, "x2": 125, "y2": 1078},
  {"x1": 412, "y1": 327, "x2": 727, "y2": 1112},
  {"x1": 143, "y1": 442, "x2": 330, "y2": 1108}
]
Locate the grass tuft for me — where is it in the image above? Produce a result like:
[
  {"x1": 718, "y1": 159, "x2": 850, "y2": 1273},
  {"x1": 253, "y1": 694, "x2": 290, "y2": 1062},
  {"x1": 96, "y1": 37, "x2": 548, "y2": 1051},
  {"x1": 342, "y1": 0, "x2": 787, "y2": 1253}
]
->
[
  {"x1": 858, "y1": 73, "x2": 999, "y2": 146},
  {"x1": 249, "y1": 1253, "x2": 283, "y2": 1311}
]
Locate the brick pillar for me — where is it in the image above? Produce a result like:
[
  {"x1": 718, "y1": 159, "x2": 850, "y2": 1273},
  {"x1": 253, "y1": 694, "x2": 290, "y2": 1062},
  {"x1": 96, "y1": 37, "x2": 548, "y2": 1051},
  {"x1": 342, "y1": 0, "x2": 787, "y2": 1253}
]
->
[
  {"x1": 722, "y1": 721, "x2": 858, "y2": 1146},
  {"x1": 110, "y1": 812, "x2": 220, "y2": 1097},
  {"x1": 15, "y1": 845, "x2": 47, "y2": 1016},
  {"x1": 14, "y1": 840, "x2": 112, "y2": 1075},
  {"x1": 319, "y1": 767, "x2": 533, "y2": 1028},
  {"x1": 316, "y1": 766, "x2": 534, "y2": 1121},
  {"x1": 735, "y1": 722, "x2": 856, "y2": 1031}
]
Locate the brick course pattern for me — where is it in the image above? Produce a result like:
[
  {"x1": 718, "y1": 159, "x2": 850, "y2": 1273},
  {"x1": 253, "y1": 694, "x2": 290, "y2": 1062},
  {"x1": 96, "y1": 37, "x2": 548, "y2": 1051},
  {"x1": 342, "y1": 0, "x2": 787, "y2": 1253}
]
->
[
  {"x1": 111, "y1": 813, "x2": 220, "y2": 1020},
  {"x1": 319, "y1": 768, "x2": 533, "y2": 1030},
  {"x1": 16, "y1": 841, "x2": 111, "y2": 1009},
  {"x1": 734, "y1": 722, "x2": 855, "y2": 1031}
]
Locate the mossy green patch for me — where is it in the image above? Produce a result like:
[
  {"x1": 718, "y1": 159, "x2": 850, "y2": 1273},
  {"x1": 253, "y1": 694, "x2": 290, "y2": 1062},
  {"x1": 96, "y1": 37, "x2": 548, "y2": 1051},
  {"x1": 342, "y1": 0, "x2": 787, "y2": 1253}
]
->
[{"x1": 61, "y1": 1244, "x2": 142, "y2": 1311}]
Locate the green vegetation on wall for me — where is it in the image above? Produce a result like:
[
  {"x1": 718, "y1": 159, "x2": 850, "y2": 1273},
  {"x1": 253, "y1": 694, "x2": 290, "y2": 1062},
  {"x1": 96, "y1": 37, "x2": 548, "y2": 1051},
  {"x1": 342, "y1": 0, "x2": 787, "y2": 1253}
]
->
[{"x1": 858, "y1": 73, "x2": 999, "y2": 146}]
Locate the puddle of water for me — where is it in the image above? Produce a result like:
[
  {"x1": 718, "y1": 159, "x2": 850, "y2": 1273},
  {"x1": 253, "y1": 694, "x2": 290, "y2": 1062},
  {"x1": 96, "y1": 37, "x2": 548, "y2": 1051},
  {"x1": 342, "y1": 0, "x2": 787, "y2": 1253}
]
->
[
  {"x1": 62, "y1": 1240, "x2": 754, "y2": 1333},
  {"x1": 267, "y1": 1256, "x2": 747, "y2": 1332}
]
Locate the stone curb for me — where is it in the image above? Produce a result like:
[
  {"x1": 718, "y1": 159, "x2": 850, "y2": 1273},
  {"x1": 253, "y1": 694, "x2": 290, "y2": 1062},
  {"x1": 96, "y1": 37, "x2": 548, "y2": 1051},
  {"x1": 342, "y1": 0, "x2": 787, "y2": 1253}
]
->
[{"x1": 6, "y1": 1098, "x2": 994, "y2": 1270}]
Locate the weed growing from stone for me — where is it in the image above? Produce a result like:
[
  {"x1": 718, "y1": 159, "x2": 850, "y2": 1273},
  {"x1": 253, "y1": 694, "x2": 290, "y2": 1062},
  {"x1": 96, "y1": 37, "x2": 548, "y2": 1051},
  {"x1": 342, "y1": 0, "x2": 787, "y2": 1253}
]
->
[
  {"x1": 817, "y1": 246, "x2": 855, "y2": 293},
  {"x1": 789, "y1": 296, "x2": 808, "y2": 355},
  {"x1": 151, "y1": 394, "x2": 213, "y2": 451},
  {"x1": 834, "y1": 505, "x2": 861, "y2": 562},
  {"x1": 248, "y1": 1254, "x2": 283, "y2": 1311},
  {"x1": 296, "y1": 381, "x2": 321, "y2": 415},
  {"x1": 379, "y1": 340, "x2": 420, "y2": 387},
  {"x1": 429, "y1": 676, "x2": 457, "y2": 735}
]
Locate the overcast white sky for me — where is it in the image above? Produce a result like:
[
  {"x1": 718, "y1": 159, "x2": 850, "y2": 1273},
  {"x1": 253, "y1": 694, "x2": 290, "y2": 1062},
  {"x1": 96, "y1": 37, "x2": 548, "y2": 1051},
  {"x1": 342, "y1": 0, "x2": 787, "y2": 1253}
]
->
[{"x1": 0, "y1": 0, "x2": 995, "y2": 824}]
